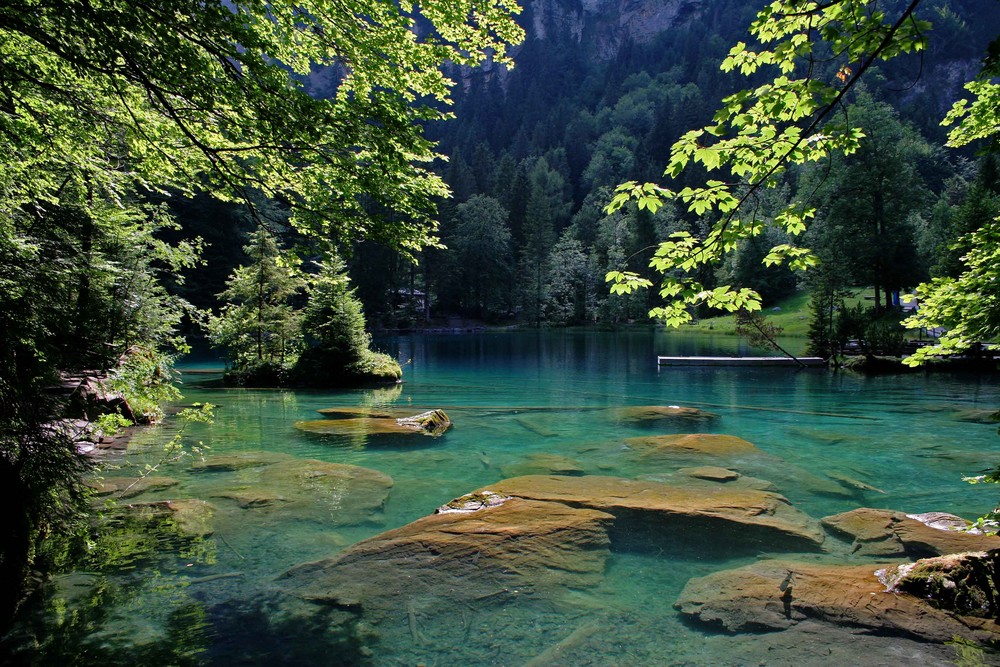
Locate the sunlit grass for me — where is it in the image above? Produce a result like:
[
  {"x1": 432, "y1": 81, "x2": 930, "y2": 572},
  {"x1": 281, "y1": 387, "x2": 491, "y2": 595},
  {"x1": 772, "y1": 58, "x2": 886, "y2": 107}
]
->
[{"x1": 675, "y1": 288, "x2": 874, "y2": 338}]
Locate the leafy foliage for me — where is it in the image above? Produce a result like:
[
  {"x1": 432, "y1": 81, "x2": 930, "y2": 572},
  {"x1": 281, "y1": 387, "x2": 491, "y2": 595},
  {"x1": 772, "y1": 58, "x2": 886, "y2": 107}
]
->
[
  {"x1": 900, "y1": 39, "x2": 1000, "y2": 365},
  {"x1": 605, "y1": 0, "x2": 934, "y2": 322},
  {"x1": 0, "y1": 0, "x2": 524, "y2": 251},
  {"x1": 0, "y1": 0, "x2": 524, "y2": 629},
  {"x1": 903, "y1": 219, "x2": 1000, "y2": 364}
]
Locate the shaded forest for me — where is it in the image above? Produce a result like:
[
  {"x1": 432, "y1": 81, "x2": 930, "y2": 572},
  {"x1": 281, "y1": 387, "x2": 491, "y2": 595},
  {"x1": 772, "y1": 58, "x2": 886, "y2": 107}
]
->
[{"x1": 313, "y1": 0, "x2": 1000, "y2": 330}]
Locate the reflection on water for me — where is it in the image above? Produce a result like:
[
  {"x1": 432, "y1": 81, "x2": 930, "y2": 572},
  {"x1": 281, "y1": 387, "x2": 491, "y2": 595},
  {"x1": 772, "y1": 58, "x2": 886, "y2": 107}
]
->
[{"x1": 9, "y1": 330, "x2": 1000, "y2": 665}]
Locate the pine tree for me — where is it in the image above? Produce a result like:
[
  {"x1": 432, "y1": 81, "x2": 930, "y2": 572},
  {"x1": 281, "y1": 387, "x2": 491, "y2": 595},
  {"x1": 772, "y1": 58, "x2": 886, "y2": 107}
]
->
[
  {"x1": 294, "y1": 258, "x2": 401, "y2": 385},
  {"x1": 208, "y1": 227, "x2": 305, "y2": 384}
]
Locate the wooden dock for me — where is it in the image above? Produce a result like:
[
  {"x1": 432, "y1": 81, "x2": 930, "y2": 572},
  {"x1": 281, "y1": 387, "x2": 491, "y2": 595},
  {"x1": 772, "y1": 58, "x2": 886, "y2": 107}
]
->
[{"x1": 657, "y1": 356, "x2": 827, "y2": 368}]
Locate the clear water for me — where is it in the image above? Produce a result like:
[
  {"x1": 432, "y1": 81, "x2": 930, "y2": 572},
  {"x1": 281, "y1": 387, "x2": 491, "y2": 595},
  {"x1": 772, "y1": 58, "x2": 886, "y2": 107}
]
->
[{"x1": 11, "y1": 330, "x2": 1000, "y2": 666}]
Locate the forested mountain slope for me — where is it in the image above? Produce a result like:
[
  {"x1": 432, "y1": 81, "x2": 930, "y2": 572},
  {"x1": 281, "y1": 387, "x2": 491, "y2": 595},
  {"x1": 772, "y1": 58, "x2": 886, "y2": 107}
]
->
[{"x1": 346, "y1": 0, "x2": 1000, "y2": 328}]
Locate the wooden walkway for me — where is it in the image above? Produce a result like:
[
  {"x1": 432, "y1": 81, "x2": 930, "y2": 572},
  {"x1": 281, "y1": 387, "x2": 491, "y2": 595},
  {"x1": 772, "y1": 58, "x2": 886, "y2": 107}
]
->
[{"x1": 657, "y1": 356, "x2": 827, "y2": 367}]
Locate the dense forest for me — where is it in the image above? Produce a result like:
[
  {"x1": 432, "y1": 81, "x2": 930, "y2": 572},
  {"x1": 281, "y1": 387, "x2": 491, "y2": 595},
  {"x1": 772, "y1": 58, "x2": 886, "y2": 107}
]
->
[
  {"x1": 157, "y1": 0, "x2": 1000, "y2": 352},
  {"x1": 343, "y1": 0, "x2": 1000, "y2": 333}
]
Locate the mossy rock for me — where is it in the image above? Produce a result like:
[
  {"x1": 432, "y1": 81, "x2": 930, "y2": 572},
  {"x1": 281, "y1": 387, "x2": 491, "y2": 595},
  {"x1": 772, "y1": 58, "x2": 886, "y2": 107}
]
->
[
  {"x1": 295, "y1": 410, "x2": 451, "y2": 438},
  {"x1": 395, "y1": 409, "x2": 452, "y2": 436},
  {"x1": 892, "y1": 550, "x2": 1000, "y2": 618}
]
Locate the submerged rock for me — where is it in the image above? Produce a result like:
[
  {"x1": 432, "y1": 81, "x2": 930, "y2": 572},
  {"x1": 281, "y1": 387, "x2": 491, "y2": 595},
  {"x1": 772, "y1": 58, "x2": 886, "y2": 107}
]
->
[
  {"x1": 821, "y1": 508, "x2": 1000, "y2": 558},
  {"x1": 272, "y1": 470, "x2": 829, "y2": 662},
  {"x1": 614, "y1": 405, "x2": 719, "y2": 425},
  {"x1": 624, "y1": 433, "x2": 761, "y2": 459},
  {"x1": 500, "y1": 453, "x2": 586, "y2": 478},
  {"x1": 677, "y1": 466, "x2": 742, "y2": 482},
  {"x1": 191, "y1": 450, "x2": 293, "y2": 472},
  {"x1": 295, "y1": 418, "x2": 421, "y2": 437},
  {"x1": 824, "y1": 471, "x2": 886, "y2": 494},
  {"x1": 209, "y1": 459, "x2": 393, "y2": 525},
  {"x1": 675, "y1": 554, "x2": 1000, "y2": 644},
  {"x1": 276, "y1": 496, "x2": 614, "y2": 654},
  {"x1": 315, "y1": 406, "x2": 400, "y2": 419},
  {"x1": 483, "y1": 474, "x2": 825, "y2": 553},
  {"x1": 88, "y1": 475, "x2": 180, "y2": 499},
  {"x1": 209, "y1": 488, "x2": 288, "y2": 509},
  {"x1": 616, "y1": 433, "x2": 857, "y2": 501},
  {"x1": 281, "y1": 495, "x2": 612, "y2": 599},
  {"x1": 951, "y1": 408, "x2": 1000, "y2": 424},
  {"x1": 127, "y1": 499, "x2": 217, "y2": 538}
]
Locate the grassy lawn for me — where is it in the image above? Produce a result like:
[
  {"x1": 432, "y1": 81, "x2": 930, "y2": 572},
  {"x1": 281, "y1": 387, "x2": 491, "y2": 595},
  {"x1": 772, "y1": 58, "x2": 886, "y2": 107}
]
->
[{"x1": 678, "y1": 288, "x2": 875, "y2": 338}]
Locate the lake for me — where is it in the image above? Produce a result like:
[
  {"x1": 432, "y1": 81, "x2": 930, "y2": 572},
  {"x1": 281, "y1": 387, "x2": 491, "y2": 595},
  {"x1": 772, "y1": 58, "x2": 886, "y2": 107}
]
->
[{"x1": 10, "y1": 330, "x2": 1000, "y2": 665}]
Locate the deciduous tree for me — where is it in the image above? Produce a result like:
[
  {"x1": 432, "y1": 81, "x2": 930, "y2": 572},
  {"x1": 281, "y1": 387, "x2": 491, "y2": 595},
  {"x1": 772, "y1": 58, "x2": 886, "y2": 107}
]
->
[{"x1": 606, "y1": 0, "x2": 936, "y2": 324}]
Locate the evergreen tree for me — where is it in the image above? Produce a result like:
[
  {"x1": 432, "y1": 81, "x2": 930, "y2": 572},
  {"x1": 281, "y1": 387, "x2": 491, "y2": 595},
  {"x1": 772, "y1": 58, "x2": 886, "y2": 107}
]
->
[
  {"x1": 542, "y1": 235, "x2": 595, "y2": 325},
  {"x1": 520, "y1": 161, "x2": 562, "y2": 325},
  {"x1": 804, "y1": 92, "x2": 933, "y2": 310},
  {"x1": 450, "y1": 196, "x2": 515, "y2": 319},
  {"x1": 207, "y1": 228, "x2": 306, "y2": 383},
  {"x1": 294, "y1": 259, "x2": 401, "y2": 385}
]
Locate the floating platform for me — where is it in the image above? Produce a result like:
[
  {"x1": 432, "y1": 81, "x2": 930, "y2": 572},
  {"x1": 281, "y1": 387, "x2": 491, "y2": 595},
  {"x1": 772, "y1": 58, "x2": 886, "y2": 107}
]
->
[{"x1": 657, "y1": 356, "x2": 827, "y2": 368}]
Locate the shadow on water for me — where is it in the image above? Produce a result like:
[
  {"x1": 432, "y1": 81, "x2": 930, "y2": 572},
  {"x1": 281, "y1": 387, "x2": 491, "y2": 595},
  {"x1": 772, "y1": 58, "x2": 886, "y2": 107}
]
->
[
  {"x1": 606, "y1": 513, "x2": 823, "y2": 559},
  {"x1": 6, "y1": 579, "x2": 369, "y2": 667}
]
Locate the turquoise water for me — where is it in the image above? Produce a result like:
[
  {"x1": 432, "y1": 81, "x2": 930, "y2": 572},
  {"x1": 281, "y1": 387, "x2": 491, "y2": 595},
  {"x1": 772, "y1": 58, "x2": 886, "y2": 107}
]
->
[{"x1": 11, "y1": 330, "x2": 1000, "y2": 665}]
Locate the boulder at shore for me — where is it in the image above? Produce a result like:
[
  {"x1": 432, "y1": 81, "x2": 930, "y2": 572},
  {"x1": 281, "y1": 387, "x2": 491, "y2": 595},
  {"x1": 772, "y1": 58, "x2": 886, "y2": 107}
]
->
[
  {"x1": 821, "y1": 507, "x2": 1000, "y2": 558},
  {"x1": 675, "y1": 552, "x2": 1000, "y2": 644}
]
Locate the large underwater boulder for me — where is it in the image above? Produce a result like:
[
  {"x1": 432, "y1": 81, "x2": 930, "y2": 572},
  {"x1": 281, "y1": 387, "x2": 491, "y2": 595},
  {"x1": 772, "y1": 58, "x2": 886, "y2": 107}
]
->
[
  {"x1": 279, "y1": 495, "x2": 613, "y2": 605},
  {"x1": 482, "y1": 474, "x2": 825, "y2": 552},
  {"x1": 274, "y1": 494, "x2": 614, "y2": 660},
  {"x1": 208, "y1": 459, "x2": 393, "y2": 525}
]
